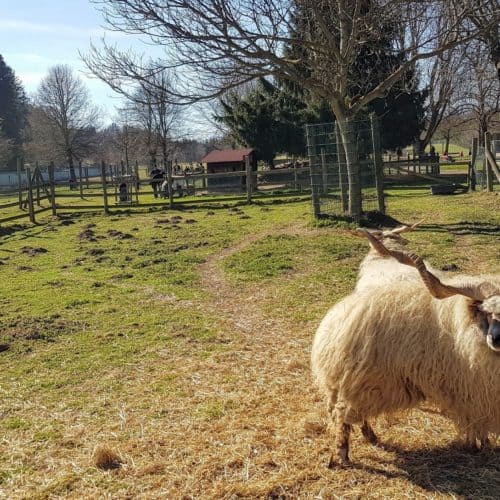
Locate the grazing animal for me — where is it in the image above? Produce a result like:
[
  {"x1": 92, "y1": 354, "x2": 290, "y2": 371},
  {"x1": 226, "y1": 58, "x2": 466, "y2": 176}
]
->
[{"x1": 311, "y1": 231, "x2": 500, "y2": 466}]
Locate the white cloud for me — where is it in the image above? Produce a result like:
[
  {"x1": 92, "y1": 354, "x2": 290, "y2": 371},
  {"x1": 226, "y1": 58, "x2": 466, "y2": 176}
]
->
[
  {"x1": 0, "y1": 19, "x2": 124, "y2": 39},
  {"x1": 17, "y1": 71, "x2": 46, "y2": 87}
]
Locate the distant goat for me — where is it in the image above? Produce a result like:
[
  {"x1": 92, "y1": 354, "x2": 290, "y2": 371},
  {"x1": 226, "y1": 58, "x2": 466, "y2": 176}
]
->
[{"x1": 311, "y1": 231, "x2": 500, "y2": 466}]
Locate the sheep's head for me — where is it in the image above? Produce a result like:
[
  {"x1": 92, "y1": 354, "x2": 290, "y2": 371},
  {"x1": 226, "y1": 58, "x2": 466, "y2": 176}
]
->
[
  {"x1": 353, "y1": 220, "x2": 423, "y2": 249},
  {"x1": 478, "y1": 297, "x2": 500, "y2": 351},
  {"x1": 363, "y1": 230, "x2": 500, "y2": 352}
]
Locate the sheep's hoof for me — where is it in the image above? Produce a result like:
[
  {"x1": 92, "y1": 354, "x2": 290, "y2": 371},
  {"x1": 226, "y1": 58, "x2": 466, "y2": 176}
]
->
[
  {"x1": 328, "y1": 450, "x2": 350, "y2": 468},
  {"x1": 361, "y1": 422, "x2": 378, "y2": 445},
  {"x1": 479, "y1": 437, "x2": 491, "y2": 450},
  {"x1": 456, "y1": 440, "x2": 481, "y2": 453}
]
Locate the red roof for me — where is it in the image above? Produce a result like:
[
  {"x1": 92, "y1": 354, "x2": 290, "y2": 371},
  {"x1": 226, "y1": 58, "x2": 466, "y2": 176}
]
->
[{"x1": 201, "y1": 148, "x2": 253, "y2": 164}]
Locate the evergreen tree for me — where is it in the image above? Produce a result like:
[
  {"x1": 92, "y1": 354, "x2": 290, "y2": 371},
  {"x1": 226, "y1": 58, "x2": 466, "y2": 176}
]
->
[
  {"x1": 0, "y1": 55, "x2": 28, "y2": 168},
  {"x1": 216, "y1": 78, "x2": 306, "y2": 166}
]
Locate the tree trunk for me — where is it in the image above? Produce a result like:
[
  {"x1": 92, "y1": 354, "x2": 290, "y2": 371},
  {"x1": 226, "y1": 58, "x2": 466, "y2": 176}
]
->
[
  {"x1": 444, "y1": 132, "x2": 451, "y2": 155},
  {"x1": 334, "y1": 124, "x2": 349, "y2": 213},
  {"x1": 149, "y1": 152, "x2": 156, "y2": 174},
  {"x1": 478, "y1": 118, "x2": 488, "y2": 147},
  {"x1": 68, "y1": 154, "x2": 77, "y2": 188},
  {"x1": 125, "y1": 145, "x2": 130, "y2": 172},
  {"x1": 337, "y1": 117, "x2": 362, "y2": 221},
  {"x1": 488, "y1": 38, "x2": 500, "y2": 83},
  {"x1": 415, "y1": 139, "x2": 426, "y2": 156},
  {"x1": 162, "y1": 139, "x2": 174, "y2": 209}
]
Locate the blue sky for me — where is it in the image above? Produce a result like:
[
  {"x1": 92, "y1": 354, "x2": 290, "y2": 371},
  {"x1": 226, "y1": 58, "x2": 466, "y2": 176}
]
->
[{"x1": 0, "y1": 0, "x2": 170, "y2": 125}]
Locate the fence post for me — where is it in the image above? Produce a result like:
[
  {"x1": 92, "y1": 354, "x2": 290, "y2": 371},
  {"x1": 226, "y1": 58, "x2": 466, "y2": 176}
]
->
[
  {"x1": 293, "y1": 161, "x2": 298, "y2": 191},
  {"x1": 485, "y1": 131, "x2": 500, "y2": 185},
  {"x1": 335, "y1": 123, "x2": 349, "y2": 213},
  {"x1": 48, "y1": 162, "x2": 57, "y2": 216},
  {"x1": 370, "y1": 114, "x2": 385, "y2": 214},
  {"x1": 17, "y1": 157, "x2": 23, "y2": 209},
  {"x1": 35, "y1": 161, "x2": 41, "y2": 206},
  {"x1": 78, "y1": 161, "x2": 84, "y2": 199},
  {"x1": 25, "y1": 166, "x2": 35, "y2": 223},
  {"x1": 101, "y1": 161, "x2": 109, "y2": 214},
  {"x1": 85, "y1": 166, "x2": 89, "y2": 188},
  {"x1": 469, "y1": 137, "x2": 478, "y2": 191},
  {"x1": 484, "y1": 132, "x2": 494, "y2": 192},
  {"x1": 167, "y1": 159, "x2": 174, "y2": 209},
  {"x1": 245, "y1": 155, "x2": 252, "y2": 203},
  {"x1": 134, "y1": 160, "x2": 140, "y2": 203}
]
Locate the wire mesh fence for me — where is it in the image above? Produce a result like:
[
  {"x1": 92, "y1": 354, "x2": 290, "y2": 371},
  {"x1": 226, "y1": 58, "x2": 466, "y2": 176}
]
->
[
  {"x1": 305, "y1": 119, "x2": 381, "y2": 218},
  {"x1": 474, "y1": 145, "x2": 487, "y2": 187}
]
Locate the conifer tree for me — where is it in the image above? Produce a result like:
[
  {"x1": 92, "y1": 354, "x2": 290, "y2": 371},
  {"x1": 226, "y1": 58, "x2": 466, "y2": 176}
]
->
[{"x1": 0, "y1": 55, "x2": 28, "y2": 168}]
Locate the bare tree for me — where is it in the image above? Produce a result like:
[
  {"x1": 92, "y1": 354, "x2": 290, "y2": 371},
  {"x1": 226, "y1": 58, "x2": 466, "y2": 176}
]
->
[
  {"x1": 464, "y1": 0, "x2": 500, "y2": 82},
  {"x1": 457, "y1": 41, "x2": 500, "y2": 146},
  {"x1": 113, "y1": 107, "x2": 141, "y2": 170},
  {"x1": 35, "y1": 65, "x2": 99, "y2": 183},
  {"x1": 418, "y1": 47, "x2": 464, "y2": 153},
  {"x1": 85, "y1": 0, "x2": 498, "y2": 219},
  {"x1": 130, "y1": 92, "x2": 158, "y2": 168},
  {"x1": 434, "y1": 114, "x2": 467, "y2": 154},
  {"x1": 131, "y1": 70, "x2": 182, "y2": 168}
]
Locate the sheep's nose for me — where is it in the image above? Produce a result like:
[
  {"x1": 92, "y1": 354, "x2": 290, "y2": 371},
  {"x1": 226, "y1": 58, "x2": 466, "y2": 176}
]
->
[{"x1": 489, "y1": 321, "x2": 500, "y2": 347}]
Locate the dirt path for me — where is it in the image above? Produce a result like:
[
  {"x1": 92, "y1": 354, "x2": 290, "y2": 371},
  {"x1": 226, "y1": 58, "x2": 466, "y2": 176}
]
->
[{"x1": 198, "y1": 222, "x2": 322, "y2": 335}]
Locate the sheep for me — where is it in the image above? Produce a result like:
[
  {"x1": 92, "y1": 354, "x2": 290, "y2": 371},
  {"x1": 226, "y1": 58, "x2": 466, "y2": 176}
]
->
[
  {"x1": 311, "y1": 231, "x2": 500, "y2": 466},
  {"x1": 353, "y1": 221, "x2": 424, "y2": 293}
]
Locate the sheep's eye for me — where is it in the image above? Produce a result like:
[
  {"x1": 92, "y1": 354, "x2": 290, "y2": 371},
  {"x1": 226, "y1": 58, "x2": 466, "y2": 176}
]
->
[
  {"x1": 478, "y1": 312, "x2": 491, "y2": 334},
  {"x1": 471, "y1": 303, "x2": 490, "y2": 334}
]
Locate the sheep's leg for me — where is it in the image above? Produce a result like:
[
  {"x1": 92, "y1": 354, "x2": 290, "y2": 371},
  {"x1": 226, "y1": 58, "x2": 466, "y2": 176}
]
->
[
  {"x1": 329, "y1": 422, "x2": 352, "y2": 467},
  {"x1": 328, "y1": 400, "x2": 355, "y2": 467},
  {"x1": 361, "y1": 420, "x2": 378, "y2": 444},
  {"x1": 479, "y1": 436, "x2": 490, "y2": 449},
  {"x1": 462, "y1": 430, "x2": 481, "y2": 451}
]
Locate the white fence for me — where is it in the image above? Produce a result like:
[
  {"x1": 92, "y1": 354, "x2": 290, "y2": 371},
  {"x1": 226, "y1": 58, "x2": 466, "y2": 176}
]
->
[{"x1": 0, "y1": 166, "x2": 101, "y2": 191}]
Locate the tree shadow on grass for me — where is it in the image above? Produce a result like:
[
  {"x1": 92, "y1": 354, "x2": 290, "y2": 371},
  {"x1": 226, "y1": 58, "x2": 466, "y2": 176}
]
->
[
  {"x1": 363, "y1": 212, "x2": 500, "y2": 237},
  {"x1": 355, "y1": 442, "x2": 500, "y2": 497},
  {"x1": 416, "y1": 222, "x2": 500, "y2": 237}
]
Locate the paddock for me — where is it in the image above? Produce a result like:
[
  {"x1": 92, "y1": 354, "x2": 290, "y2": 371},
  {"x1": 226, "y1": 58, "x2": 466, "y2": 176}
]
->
[{"x1": 0, "y1": 186, "x2": 498, "y2": 498}]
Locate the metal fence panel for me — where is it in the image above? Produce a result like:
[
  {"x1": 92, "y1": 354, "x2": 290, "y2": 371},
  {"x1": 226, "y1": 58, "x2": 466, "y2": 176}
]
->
[{"x1": 306, "y1": 120, "x2": 379, "y2": 217}]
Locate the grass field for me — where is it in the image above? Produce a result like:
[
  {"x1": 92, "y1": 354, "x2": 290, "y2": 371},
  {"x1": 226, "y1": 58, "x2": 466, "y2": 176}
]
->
[{"x1": 0, "y1": 187, "x2": 499, "y2": 498}]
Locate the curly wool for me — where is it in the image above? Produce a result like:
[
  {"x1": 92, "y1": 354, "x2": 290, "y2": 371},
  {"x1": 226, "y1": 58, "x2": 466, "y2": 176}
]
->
[{"x1": 312, "y1": 270, "x2": 500, "y2": 443}]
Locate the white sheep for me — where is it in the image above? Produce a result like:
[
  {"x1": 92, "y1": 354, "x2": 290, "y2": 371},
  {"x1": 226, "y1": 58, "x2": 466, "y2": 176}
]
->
[
  {"x1": 354, "y1": 222, "x2": 423, "y2": 293},
  {"x1": 311, "y1": 231, "x2": 500, "y2": 466}
]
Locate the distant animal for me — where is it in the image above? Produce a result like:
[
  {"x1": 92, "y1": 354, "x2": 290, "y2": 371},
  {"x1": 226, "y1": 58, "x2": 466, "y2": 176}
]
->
[{"x1": 311, "y1": 230, "x2": 500, "y2": 466}]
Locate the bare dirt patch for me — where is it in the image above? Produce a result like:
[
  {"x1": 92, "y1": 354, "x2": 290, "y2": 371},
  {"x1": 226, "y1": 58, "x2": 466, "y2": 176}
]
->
[
  {"x1": 107, "y1": 229, "x2": 134, "y2": 240},
  {"x1": 1, "y1": 316, "x2": 86, "y2": 342},
  {"x1": 20, "y1": 246, "x2": 48, "y2": 256},
  {"x1": 78, "y1": 228, "x2": 97, "y2": 241}
]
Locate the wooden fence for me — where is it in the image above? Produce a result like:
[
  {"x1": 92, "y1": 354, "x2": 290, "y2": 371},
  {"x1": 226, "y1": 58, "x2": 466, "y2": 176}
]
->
[
  {"x1": 0, "y1": 160, "x2": 311, "y2": 225},
  {"x1": 2, "y1": 152, "x2": 494, "y2": 226}
]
